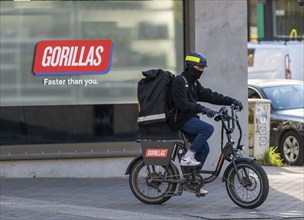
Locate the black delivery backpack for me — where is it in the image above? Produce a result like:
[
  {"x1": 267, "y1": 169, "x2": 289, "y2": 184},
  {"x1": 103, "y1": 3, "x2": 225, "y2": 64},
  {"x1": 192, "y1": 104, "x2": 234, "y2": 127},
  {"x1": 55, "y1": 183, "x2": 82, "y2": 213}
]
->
[{"x1": 137, "y1": 69, "x2": 175, "y2": 126}]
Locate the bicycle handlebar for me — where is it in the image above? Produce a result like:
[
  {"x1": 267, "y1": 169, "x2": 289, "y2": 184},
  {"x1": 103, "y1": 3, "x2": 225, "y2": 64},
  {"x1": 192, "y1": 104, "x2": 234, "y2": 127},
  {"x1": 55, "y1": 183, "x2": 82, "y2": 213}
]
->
[
  {"x1": 214, "y1": 104, "x2": 243, "y2": 148},
  {"x1": 214, "y1": 104, "x2": 241, "y2": 133}
]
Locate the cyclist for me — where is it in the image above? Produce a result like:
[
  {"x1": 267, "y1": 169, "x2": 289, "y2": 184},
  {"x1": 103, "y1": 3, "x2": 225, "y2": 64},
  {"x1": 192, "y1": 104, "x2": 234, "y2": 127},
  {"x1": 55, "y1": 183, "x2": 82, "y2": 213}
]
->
[{"x1": 168, "y1": 52, "x2": 243, "y2": 195}]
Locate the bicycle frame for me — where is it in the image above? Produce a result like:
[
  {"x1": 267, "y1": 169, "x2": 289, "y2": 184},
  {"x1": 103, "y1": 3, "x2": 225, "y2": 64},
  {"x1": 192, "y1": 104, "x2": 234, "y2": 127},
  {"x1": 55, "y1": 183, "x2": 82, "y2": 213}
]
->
[
  {"x1": 126, "y1": 105, "x2": 248, "y2": 187},
  {"x1": 168, "y1": 105, "x2": 246, "y2": 184}
]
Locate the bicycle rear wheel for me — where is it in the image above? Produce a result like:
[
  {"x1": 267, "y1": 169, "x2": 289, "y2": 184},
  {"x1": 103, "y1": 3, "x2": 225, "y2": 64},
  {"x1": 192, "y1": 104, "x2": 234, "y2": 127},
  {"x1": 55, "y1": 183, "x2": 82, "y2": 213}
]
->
[
  {"x1": 225, "y1": 161, "x2": 269, "y2": 209},
  {"x1": 129, "y1": 158, "x2": 177, "y2": 204}
]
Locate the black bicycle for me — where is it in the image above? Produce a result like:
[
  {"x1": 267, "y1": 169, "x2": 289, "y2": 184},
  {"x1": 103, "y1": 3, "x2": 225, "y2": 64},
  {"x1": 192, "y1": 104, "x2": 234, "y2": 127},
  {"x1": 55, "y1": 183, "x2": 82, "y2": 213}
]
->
[{"x1": 126, "y1": 105, "x2": 269, "y2": 209}]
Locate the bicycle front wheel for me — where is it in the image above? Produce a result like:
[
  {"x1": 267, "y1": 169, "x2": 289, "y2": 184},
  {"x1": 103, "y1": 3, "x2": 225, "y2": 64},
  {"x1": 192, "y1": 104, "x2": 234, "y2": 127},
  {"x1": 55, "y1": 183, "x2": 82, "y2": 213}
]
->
[{"x1": 225, "y1": 161, "x2": 269, "y2": 209}]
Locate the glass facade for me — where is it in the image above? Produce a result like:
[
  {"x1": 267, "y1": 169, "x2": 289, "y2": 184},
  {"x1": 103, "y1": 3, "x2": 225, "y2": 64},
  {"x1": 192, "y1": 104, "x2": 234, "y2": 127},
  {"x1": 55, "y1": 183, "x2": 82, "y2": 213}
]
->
[
  {"x1": 248, "y1": 0, "x2": 259, "y2": 41},
  {"x1": 273, "y1": 0, "x2": 304, "y2": 39},
  {"x1": 0, "y1": 1, "x2": 184, "y2": 150},
  {"x1": 248, "y1": 0, "x2": 304, "y2": 41},
  {"x1": 0, "y1": 0, "x2": 184, "y2": 107}
]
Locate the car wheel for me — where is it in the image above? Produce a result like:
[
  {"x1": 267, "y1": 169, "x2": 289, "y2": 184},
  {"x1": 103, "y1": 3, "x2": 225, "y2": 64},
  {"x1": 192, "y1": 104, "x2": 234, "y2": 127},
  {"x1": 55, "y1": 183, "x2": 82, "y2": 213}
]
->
[{"x1": 280, "y1": 131, "x2": 304, "y2": 166}]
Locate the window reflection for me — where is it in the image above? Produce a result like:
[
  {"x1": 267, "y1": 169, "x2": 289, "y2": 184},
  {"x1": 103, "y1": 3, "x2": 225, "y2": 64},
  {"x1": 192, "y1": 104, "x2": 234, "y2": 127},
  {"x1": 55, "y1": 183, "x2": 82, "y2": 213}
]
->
[
  {"x1": 273, "y1": 0, "x2": 304, "y2": 38},
  {"x1": 0, "y1": 1, "x2": 183, "y2": 106},
  {"x1": 0, "y1": 104, "x2": 139, "y2": 145}
]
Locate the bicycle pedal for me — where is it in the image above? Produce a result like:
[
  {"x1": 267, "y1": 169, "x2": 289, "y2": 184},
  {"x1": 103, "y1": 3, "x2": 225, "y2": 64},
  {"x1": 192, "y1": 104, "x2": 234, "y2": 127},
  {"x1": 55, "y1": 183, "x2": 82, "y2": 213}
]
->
[
  {"x1": 196, "y1": 193, "x2": 206, "y2": 198},
  {"x1": 176, "y1": 191, "x2": 183, "y2": 196},
  {"x1": 166, "y1": 193, "x2": 175, "y2": 196}
]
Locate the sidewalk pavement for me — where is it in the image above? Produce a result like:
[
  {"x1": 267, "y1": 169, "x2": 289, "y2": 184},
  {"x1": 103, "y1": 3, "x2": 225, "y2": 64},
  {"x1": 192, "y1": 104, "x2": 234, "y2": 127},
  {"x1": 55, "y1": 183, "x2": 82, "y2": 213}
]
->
[{"x1": 0, "y1": 166, "x2": 303, "y2": 220}]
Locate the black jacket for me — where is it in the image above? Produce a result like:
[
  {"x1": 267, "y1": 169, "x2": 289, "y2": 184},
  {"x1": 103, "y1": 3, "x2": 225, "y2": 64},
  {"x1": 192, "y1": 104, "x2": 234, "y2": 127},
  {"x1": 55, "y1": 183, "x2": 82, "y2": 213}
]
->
[{"x1": 168, "y1": 70, "x2": 236, "y2": 130}]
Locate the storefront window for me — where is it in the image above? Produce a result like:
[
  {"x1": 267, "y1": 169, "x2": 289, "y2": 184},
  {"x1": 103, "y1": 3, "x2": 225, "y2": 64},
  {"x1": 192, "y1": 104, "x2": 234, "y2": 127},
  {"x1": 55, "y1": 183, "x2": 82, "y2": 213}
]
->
[
  {"x1": 0, "y1": 0, "x2": 184, "y2": 106},
  {"x1": 248, "y1": 0, "x2": 259, "y2": 41},
  {"x1": 273, "y1": 0, "x2": 304, "y2": 39}
]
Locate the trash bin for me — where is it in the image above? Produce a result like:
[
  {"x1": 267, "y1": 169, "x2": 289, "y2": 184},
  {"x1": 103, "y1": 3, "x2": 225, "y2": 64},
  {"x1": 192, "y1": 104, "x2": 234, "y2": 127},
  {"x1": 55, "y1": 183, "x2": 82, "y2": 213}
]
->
[{"x1": 248, "y1": 99, "x2": 271, "y2": 159}]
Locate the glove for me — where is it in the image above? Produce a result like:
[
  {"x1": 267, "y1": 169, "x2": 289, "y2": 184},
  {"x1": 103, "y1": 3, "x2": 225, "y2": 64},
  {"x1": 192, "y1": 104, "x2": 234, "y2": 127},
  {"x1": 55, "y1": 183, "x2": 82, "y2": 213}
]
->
[
  {"x1": 201, "y1": 106, "x2": 217, "y2": 118},
  {"x1": 233, "y1": 100, "x2": 243, "y2": 111}
]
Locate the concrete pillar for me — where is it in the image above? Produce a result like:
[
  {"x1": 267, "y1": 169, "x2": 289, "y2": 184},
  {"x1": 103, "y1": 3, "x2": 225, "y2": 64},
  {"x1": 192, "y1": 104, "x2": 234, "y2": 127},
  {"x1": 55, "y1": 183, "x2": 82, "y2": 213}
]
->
[{"x1": 194, "y1": 0, "x2": 248, "y2": 171}]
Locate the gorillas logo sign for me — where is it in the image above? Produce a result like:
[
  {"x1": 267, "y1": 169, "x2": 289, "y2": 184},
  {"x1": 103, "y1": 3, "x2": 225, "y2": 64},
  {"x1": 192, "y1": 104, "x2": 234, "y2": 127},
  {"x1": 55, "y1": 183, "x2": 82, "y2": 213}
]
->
[
  {"x1": 33, "y1": 40, "x2": 113, "y2": 76},
  {"x1": 145, "y1": 148, "x2": 168, "y2": 158}
]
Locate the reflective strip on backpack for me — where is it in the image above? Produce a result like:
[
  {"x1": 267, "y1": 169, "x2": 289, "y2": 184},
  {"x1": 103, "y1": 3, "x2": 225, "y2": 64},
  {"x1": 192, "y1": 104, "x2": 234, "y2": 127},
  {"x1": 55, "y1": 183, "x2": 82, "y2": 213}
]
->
[{"x1": 137, "y1": 113, "x2": 166, "y2": 123}]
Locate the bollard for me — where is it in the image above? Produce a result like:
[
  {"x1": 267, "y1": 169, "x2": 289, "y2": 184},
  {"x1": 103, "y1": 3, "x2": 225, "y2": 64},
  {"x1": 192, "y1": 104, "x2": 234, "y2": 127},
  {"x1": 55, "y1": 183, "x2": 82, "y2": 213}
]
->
[{"x1": 248, "y1": 99, "x2": 271, "y2": 159}]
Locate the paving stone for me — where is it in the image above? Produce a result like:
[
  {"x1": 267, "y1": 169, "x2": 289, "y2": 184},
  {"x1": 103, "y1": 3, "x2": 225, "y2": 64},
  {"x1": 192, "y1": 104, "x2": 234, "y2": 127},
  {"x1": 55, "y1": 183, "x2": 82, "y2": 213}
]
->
[{"x1": 0, "y1": 166, "x2": 303, "y2": 220}]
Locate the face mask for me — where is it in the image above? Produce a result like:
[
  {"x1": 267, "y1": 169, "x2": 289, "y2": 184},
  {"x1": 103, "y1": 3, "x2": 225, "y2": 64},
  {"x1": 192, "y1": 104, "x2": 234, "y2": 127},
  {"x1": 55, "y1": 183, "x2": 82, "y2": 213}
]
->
[{"x1": 189, "y1": 66, "x2": 204, "y2": 79}]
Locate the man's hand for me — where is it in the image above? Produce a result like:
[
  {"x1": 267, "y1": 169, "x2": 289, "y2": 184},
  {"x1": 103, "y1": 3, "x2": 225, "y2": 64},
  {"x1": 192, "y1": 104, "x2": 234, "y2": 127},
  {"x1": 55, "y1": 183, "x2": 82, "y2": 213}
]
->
[
  {"x1": 201, "y1": 106, "x2": 217, "y2": 118},
  {"x1": 233, "y1": 100, "x2": 243, "y2": 111}
]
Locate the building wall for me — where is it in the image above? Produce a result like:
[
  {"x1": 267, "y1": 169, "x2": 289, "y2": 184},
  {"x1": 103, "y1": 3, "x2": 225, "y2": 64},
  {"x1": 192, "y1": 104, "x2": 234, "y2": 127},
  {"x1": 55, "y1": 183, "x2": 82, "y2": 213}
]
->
[
  {"x1": 0, "y1": 0, "x2": 248, "y2": 177},
  {"x1": 0, "y1": 157, "x2": 133, "y2": 178},
  {"x1": 193, "y1": 0, "x2": 248, "y2": 171}
]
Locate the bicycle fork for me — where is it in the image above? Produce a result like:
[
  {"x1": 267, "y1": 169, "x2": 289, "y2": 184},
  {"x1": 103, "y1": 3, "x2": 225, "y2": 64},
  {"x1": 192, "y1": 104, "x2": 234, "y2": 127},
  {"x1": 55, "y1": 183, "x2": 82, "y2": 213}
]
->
[{"x1": 231, "y1": 158, "x2": 251, "y2": 186}]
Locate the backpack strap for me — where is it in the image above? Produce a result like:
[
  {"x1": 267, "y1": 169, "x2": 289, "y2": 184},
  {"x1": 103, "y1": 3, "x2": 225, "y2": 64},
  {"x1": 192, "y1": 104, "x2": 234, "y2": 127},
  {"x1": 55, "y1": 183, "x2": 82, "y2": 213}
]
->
[
  {"x1": 181, "y1": 75, "x2": 189, "y2": 88},
  {"x1": 182, "y1": 75, "x2": 197, "y2": 99}
]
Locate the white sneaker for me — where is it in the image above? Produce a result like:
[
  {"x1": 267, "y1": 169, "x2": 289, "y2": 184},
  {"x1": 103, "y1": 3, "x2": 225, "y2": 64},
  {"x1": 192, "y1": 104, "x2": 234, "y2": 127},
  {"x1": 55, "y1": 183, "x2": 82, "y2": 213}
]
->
[
  {"x1": 180, "y1": 156, "x2": 201, "y2": 166},
  {"x1": 199, "y1": 188, "x2": 208, "y2": 195}
]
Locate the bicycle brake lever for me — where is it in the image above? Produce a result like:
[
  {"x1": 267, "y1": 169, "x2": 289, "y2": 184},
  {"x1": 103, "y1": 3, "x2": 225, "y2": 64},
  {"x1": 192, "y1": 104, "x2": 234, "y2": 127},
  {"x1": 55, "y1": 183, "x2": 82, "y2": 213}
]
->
[
  {"x1": 214, "y1": 114, "x2": 221, "y2": 122},
  {"x1": 231, "y1": 104, "x2": 241, "y2": 112}
]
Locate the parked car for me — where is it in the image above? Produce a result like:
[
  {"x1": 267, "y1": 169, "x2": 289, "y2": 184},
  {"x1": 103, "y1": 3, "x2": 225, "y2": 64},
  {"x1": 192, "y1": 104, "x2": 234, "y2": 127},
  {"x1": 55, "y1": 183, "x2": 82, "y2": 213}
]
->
[{"x1": 248, "y1": 79, "x2": 304, "y2": 165}]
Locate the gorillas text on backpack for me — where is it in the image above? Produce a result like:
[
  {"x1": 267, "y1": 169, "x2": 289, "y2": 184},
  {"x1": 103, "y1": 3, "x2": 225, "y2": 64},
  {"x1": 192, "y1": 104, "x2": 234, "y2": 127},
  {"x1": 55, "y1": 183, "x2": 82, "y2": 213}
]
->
[{"x1": 137, "y1": 69, "x2": 175, "y2": 126}]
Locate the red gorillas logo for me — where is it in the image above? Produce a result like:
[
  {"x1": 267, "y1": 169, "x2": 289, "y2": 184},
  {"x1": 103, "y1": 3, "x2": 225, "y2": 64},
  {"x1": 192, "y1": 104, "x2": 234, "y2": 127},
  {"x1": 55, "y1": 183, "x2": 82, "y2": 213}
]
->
[
  {"x1": 145, "y1": 148, "x2": 169, "y2": 158},
  {"x1": 33, "y1": 40, "x2": 113, "y2": 76}
]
